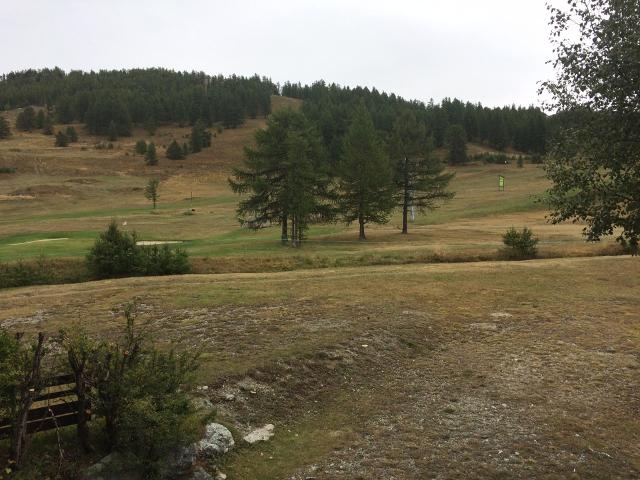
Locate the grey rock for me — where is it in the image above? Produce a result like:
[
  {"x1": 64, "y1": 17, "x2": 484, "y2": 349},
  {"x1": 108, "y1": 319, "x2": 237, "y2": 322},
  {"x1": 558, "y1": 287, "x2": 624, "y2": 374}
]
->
[
  {"x1": 198, "y1": 423, "x2": 235, "y2": 458},
  {"x1": 243, "y1": 424, "x2": 275, "y2": 444},
  {"x1": 190, "y1": 466, "x2": 214, "y2": 480}
]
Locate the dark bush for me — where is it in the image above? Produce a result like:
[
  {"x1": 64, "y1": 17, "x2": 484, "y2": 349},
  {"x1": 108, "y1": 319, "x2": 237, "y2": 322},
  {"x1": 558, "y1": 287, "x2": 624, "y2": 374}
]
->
[
  {"x1": 502, "y1": 227, "x2": 539, "y2": 259},
  {"x1": 87, "y1": 222, "x2": 190, "y2": 279}
]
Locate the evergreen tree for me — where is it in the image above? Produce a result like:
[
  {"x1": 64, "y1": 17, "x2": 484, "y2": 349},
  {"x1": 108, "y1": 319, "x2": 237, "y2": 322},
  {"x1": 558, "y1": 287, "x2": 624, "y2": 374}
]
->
[
  {"x1": 15, "y1": 107, "x2": 36, "y2": 131},
  {"x1": 0, "y1": 115, "x2": 10, "y2": 139},
  {"x1": 35, "y1": 109, "x2": 45, "y2": 129},
  {"x1": 145, "y1": 142, "x2": 157, "y2": 165},
  {"x1": 166, "y1": 140, "x2": 185, "y2": 160},
  {"x1": 144, "y1": 179, "x2": 159, "y2": 209},
  {"x1": 229, "y1": 108, "x2": 332, "y2": 245},
  {"x1": 65, "y1": 126, "x2": 78, "y2": 142},
  {"x1": 445, "y1": 124, "x2": 468, "y2": 165},
  {"x1": 189, "y1": 120, "x2": 211, "y2": 153},
  {"x1": 391, "y1": 110, "x2": 455, "y2": 234},
  {"x1": 337, "y1": 104, "x2": 395, "y2": 240},
  {"x1": 135, "y1": 139, "x2": 147, "y2": 155},
  {"x1": 55, "y1": 130, "x2": 69, "y2": 147}
]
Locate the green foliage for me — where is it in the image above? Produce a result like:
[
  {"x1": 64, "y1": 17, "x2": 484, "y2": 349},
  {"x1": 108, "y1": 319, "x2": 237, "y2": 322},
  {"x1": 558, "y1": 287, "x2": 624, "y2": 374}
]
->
[
  {"x1": 15, "y1": 107, "x2": 36, "y2": 131},
  {"x1": 86, "y1": 221, "x2": 140, "y2": 278},
  {"x1": 86, "y1": 221, "x2": 190, "y2": 279},
  {"x1": 391, "y1": 109, "x2": 455, "y2": 233},
  {"x1": 0, "y1": 115, "x2": 10, "y2": 138},
  {"x1": 445, "y1": 124, "x2": 468, "y2": 165},
  {"x1": 135, "y1": 139, "x2": 147, "y2": 155},
  {"x1": 283, "y1": 82, "x2": 547, "y2": 154},
  {"x1": 0, "y1": 257, "x2": 89, "y2": 289},
  {"x1": 0, "y1": 330, "x2": 21, "y2": 420},
  {"x1": 144, "y1": 117, "x2": 157, "y2": 136},
  {"x1": 337, "y1": 104, "x2": 395, "y2": 240},
  {"x1": 0, "y1": 167, "x2": 16, "y2": 173},
  {"x1": 144, "y1": 179, "x2": 160, "y2": 208},
  {"x1": 59, "y1": 307, "x2": 200, "y2": 477},
  {"x1": 543, "y1": 0, "x2": 640, "y2": 255},
  {"x1": 145, "y1": 142, "x2": 157, "y2": 165},
  {"x1": 502, "y1": 227, "x2": 539, "y2": 259},
  {"x1": 65, "y1": 126, "x2": 78, "y2": 142},
  {"x1": 54, "y1": 130, "x2": 69, "y2": 147},
  {"x1": 35, "y1": 109, "x2": 45, "y2": 129},
  {"x1": 230, "y1": 108, "x2": 333, "y2": 245},
  {"x1": 166, "y1": 140, "x2": 185, "y2": 160},
  {"x1": 0, "y1": 68, "x2": 275, "y2": 135},
  {"x1": 189, "y1": 120, "x2": 212, "y2": 153}
]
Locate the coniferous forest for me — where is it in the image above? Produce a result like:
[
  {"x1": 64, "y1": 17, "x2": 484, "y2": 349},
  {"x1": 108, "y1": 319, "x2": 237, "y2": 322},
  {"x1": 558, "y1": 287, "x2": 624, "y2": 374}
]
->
[{"x1": 0, "y1": 68, "x2": 276, "y2": 135}]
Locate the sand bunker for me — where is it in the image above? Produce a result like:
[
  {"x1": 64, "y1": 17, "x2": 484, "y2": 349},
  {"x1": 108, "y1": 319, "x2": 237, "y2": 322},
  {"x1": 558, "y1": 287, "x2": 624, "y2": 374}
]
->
[
  {"x1": 9, "y1": 238, "x2": 69, "y2": 246},
  {"x1": 136, "y1": 240, "x2": 183, "y2": 246}
]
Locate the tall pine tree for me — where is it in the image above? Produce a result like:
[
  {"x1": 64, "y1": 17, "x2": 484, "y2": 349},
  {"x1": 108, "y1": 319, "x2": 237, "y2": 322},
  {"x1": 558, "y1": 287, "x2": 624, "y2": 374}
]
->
[
  {"x1": 337, "y1": 104, "x2": 395, "y2": 240},
  {"x1": 391, "y1": 110, "x2": 455, "y2": 234}
]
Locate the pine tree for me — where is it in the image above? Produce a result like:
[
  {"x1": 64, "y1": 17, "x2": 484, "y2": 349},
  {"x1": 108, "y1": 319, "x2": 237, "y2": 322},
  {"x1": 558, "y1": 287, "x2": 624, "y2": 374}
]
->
[
  {"x1": 391, "y1": 110, "x2": 455, "y2": 234},
  {"x1": 135, "y1": 139, "x2": 147, "y2": 155},
  {"x1": 229, "y1": 108, "x2": 332, "y2": 245},
  {"x1": 0, "y1": 115, "x2": 10, "y2": 139},
  {"x1": 189, "y1": 120, "x2": 211, "y2": 153},
  {"x1": 166, "y1": 140, "x2": 184, "y2": 160},
  {"x1": 55, "y1": 130, "x2": 69, "y2": 147},
  {"x1": 35, "y1": 109, "x2": 45, "y2": 129},
  {"x1": 65, "y1": 126, "x2": 78, "y2": 142},
  {"x1": 145, "y1": 142, "x2": 157, "y2": 165},
  {"x1": 337, "y1": 104, "x2": 395, "y2": 240},
  {"x1": 445, "y1": 124, "x2": 468, "y2": 165},
  {"x1": 15, "y1": 107, "x2": 36, "y2": 131},
  {"x1": 144, "y1": 179, "x2": 159, "y2": 209}
]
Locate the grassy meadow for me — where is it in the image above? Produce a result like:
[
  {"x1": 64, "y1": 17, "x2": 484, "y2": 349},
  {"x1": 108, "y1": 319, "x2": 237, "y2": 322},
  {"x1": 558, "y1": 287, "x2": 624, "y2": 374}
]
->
[
  {"x1": 1, "y1": 96, "x2": 638, "y2": 479},
  {"x1": 0, "y1": 97, "x2": 617, "y2": 272}
]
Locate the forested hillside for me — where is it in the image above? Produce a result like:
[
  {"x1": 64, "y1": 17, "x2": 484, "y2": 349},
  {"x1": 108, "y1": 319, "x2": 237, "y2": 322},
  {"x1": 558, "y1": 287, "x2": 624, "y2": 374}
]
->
[
  {"x1": 0, "y1": 68, "x2": 276, "y2": 135},
  {"x1": 282, "y1": 81, "x2": 548, "y2": 156}
]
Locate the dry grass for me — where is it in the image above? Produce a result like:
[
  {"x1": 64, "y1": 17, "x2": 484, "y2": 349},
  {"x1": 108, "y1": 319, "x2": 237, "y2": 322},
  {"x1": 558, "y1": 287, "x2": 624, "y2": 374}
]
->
[{"x1": 0, "y1": 256, "x2": 638, "y2": 478}]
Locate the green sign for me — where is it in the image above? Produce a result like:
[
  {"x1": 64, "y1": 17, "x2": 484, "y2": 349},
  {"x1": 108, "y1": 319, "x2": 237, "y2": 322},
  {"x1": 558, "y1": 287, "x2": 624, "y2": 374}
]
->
[{"x1": 498, "y1": 175, "x2": 505, "y2": 191}]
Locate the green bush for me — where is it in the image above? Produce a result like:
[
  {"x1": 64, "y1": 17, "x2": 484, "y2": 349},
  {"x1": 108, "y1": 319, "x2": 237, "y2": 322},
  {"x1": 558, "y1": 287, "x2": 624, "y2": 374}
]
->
[
  {"x1": 93, "y1": 306, "x2": 200, "y2": 477},
  {"x1": 87, "y1": 221, "x2": 141, "y2": 278},
  {"x1": 140, "y1": 245, "x2": 190, "y2": 275},
  {"x1": 87, "y1": 222, "x2": 190, "y2": 279},
  {"x1": 0, "y1": 167, "x2": 16, "y2": 174},
  {"x1": 502, "y1": 227, "x2": 539, "y2": 259}
]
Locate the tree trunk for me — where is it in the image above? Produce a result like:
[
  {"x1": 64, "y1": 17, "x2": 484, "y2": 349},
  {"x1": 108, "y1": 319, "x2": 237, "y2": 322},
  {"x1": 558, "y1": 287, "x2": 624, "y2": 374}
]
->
[
  {"x1": 359, "y1": 215, "x2": 366, "y2": 241},
  {"x1": 281, "y1": 214, "x2": 288, "y2": 245},
  {"x1": 402, "y1": 157, "x2": 409, "y2": 234}
]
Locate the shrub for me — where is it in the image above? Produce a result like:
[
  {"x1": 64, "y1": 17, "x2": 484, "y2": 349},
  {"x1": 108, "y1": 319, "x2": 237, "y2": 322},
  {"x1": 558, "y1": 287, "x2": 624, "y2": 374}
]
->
[
  {"x1": 87, "y1": 222, "x2": 190, "y2": 279},
  {"x1": 145, "y1": 143, "x2": 157, "y2": 165},
  {"x1": 55, "y1": 130, "x2": 69, "y2": 147},
  {"x1": 140, "y1": 245, "x2": 190, "y2": 275},
  {"x1": 86, "y1": 221, "x2": 142, "y2": 278},
  {"x1": 166, "y1": 140, "x2": 185, "y2": 160},
  {"x1": 15, "y1": 107, "x2": 36, "y2": 131},
  {"x1": 502, "y1": 227, "x2": 539, "y2": 259},
  {"x1": 0, "y1": 167, "x2": 16, "y2": 174},
  {"x1": 135, "y1": 139, "x2": 147, "y2": 155},
  {"x1": 65, "y1": 126, "x2": 79, "y2": 142},
  {"x1": 93, "y1": 306, "x2": 200, "y2": 476},
  {"x1": 0, "y1": 115, "x2": 10, "y2": 139}
]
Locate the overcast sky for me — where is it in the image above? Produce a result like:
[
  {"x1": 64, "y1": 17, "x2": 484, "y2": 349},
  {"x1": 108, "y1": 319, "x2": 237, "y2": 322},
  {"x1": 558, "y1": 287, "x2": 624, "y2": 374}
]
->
[{"x1": 3, "y1": 0, "x2": 559, "y2": 107}]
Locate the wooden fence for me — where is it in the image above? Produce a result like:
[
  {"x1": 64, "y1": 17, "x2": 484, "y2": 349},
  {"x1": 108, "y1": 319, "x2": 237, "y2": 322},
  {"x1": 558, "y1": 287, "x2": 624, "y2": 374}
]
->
[{"x1": 0, "y1": 374, "x2": 91, "y2": 438}]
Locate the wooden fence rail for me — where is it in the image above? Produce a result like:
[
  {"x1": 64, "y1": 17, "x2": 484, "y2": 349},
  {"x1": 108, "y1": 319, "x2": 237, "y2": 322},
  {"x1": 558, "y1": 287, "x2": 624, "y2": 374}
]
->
[{"x1": 0, "y1": 374, "x2": 91, "y2": 438}]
